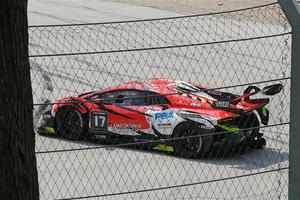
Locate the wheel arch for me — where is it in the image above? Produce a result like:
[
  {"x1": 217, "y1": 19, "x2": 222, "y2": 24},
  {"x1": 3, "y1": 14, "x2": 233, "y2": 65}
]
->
[
  {"x1": 172, "y1": 119, "x2": 215, "y2": 156},
  {"x1": 172, "y1": 118, "x2": 215, "y2": 136},
  {"x1": 54, "y1": 105, "x2": 86, "y2": 130}
]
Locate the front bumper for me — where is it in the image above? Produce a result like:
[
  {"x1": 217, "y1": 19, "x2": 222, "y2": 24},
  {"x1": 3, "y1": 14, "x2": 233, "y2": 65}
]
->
[{"x1": 35, "y1": 104, "x2": 56, "y2": 135}]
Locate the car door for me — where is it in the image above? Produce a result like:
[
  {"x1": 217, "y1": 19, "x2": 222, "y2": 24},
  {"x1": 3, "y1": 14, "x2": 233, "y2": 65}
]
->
[{"x1": 99, "y1": 90, "x2": 151, "y2": 135}]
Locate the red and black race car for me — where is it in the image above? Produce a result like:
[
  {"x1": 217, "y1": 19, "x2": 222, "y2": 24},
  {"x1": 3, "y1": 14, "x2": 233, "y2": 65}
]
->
[{"x1": 37, "y1": 79, "x2": 283, "y2": 158}]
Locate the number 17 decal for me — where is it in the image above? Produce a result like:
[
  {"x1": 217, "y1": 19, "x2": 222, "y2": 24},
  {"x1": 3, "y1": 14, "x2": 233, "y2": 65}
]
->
[
  {"x1": 89, "y1": 111, "x2": 108, "y2": 132},
  {"x1": 95, "y1": 115, "x2": 106, "y2": 127}
]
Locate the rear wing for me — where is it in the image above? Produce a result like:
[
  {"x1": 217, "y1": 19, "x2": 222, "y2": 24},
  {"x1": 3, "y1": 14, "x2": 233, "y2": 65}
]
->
[{"x1": 211, "y1": 84, "x2": 283, "y2": 114}]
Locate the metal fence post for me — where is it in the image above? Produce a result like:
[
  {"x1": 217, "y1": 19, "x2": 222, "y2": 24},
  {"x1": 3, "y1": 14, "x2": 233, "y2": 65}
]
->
[{"x1": 278, "y1": 0, "x2": 300, "y2": 199}]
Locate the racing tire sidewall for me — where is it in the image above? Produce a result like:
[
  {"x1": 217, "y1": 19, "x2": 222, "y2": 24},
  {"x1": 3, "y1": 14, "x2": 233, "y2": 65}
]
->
[
  {"x1": 172, "y1": 122, "x2": 213, "y2": 159},
  {"x1": 55, "y1": 107, "x2": 87, "y2": 141}
]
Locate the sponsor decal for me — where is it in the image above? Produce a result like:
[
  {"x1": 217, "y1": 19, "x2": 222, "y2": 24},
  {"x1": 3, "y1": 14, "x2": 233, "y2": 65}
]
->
[
  {"x1": 191, "y1": 103, "x2": 201, "y2": 107},
  {"x1": 207, "y1": 89, "x2": 222, "y2": 96},
  {"x1": 94, "y1": 135, "x2": 107, "y2": 139},
  {"x1": 155, "y1": 112, "x2": 174, "y2": 120},
  {"x1": 112, "y1": 124, "x2": 141, "y2": 129},
  {"x1": 213, "y1": 101, "x2": 230, "y2": 108},
  {"x1": 43, "y1": 114, "x2": 52, "y2": 119},
  {"x1": 157, "y1": 122, "x2": 172, "y2": 129}
]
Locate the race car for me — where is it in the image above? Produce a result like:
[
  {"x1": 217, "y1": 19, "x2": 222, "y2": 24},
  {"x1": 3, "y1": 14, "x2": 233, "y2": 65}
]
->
[{"x1": 36, "y1": 79, "x2": 283, "y2": 158}]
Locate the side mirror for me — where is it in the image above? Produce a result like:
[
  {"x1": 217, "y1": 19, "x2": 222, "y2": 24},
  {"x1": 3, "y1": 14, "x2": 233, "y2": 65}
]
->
[{"x1": 261, "y1": 84, "x2": 283, "y2": 96}]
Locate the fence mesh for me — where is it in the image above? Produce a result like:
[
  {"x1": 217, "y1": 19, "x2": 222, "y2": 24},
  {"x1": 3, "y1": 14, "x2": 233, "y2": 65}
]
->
[{"x1": 29, "y1": 2, "x2": 291, "y2": 200}]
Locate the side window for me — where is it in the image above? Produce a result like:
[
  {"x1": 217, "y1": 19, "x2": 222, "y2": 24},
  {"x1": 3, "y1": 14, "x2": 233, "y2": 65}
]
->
[
  {"x1": 101, "y1": 90, "x2": 148, "y2": 106},
  {"x1": 158, "y1": 95, "x2": 169, "y2": 105},
  {"x1": 94, "y1": 90, "x2": 169, "y2": 106},
  {"x1": 148, "y1": 92, "x2": 169, "y2": 105},
  {"x1": 87, "y1": 93, "x2": 103, "y2": 100},
  {"x1": 122, "y1": 91, "x2": 147, "y2": 106},
  {"x1": 102, "y1": 91, "x2": 121, "y2": 104}
]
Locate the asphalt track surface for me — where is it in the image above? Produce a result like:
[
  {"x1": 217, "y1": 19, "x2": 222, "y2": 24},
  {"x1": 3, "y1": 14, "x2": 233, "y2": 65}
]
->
[{"x1": 29, "y1": 0, "x2": 290, "y2": 199}]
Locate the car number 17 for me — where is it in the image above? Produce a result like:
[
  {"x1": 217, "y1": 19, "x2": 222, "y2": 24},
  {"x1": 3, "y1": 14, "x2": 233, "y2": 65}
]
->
[{"x1": 89, "y1": 111, "x2": 108, "y2": 132}]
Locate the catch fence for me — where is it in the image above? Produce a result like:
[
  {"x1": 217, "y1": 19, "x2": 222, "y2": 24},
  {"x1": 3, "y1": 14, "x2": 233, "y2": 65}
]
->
[{"x1": 29, "y1": 2, "x2": 291, "y2": 200}]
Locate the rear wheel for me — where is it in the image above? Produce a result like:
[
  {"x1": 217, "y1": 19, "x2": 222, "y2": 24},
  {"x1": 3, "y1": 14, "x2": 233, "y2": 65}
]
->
[
  {"x1": 173, "y1": 122, "x2": 213, "y2": 159},
  {"x1": 241, "y1": 113, "x2": 266, "y2": 149},
  {"x1": 235, "y1": 113, "x2": 266, "y2": 153},
  {"x1": 55, "y1": 107, "x2": 87, "y2": 140}
]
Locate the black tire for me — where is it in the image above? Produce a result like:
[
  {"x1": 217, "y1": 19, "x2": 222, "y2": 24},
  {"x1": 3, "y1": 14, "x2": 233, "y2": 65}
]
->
[
  {"x1": 249, "y1": 137, "x2": 266, "y2": 149},
  {"x1": 173, "y1": 122, "x2": 213, "y2": 159},
  {"x1": 240, "y1": 113, "x2": 265, "y2": 149},
  {"x1": 55, "y1": 107, "x2": 87, "y2": 140}
]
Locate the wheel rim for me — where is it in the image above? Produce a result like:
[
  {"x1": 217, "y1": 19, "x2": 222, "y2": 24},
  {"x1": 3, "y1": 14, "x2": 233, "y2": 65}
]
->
[
  {"x1": 57, "y1": 108, "x2": 82, "y2": 139},
  {"x1": 178, "y1": 125, "x2": 202, "y2": 153}
]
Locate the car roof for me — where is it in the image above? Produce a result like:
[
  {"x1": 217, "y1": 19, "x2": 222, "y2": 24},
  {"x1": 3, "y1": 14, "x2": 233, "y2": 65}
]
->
[
  {"x1": 82, "y1": 79, "x2": 209, "y2": 98},
  {"x1": 98, "y1": 79, "x2": 177, "y2": 94}
]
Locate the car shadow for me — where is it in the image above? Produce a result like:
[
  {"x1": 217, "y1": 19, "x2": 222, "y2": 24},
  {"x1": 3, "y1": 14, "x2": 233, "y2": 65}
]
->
[
  {"x1": 129, "y1": 143, "x2": 289, "y2": 171},
  {"x1": 197, "y1": 147, "x2": 289, "y2": 171},
  {"x1": 36, "y1": 134, "x2": 289, "y2": 171}
]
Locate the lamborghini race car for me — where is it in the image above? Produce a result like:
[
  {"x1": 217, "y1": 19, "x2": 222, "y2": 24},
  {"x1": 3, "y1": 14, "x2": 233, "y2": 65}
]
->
[{"x1": 36, "y1": 79, "x2": 283, "y2": 158}]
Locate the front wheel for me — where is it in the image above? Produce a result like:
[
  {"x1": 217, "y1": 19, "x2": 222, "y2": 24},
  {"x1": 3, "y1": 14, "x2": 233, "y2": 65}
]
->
[
  {"x1": 173, "y1": 122, "x2": 213, "y2": 159},
  {"x1": 55, "y1": 107, "x2": 87, "y2": 140}
]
